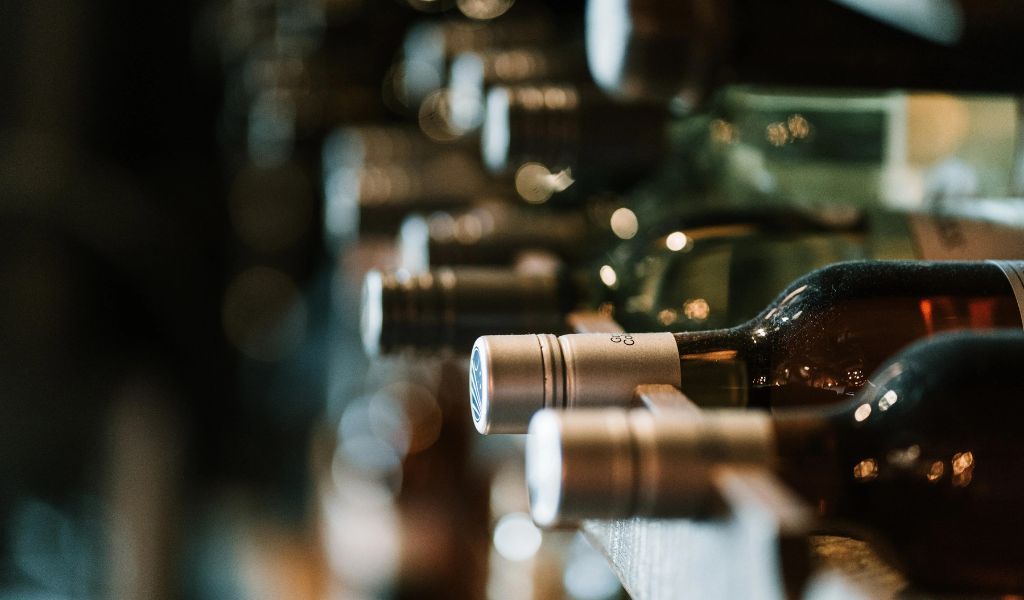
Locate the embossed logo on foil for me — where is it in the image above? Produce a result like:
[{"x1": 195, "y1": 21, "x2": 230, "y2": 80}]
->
[{"x1": 470, "y1": 346, "x2": 484, "y2": 423}]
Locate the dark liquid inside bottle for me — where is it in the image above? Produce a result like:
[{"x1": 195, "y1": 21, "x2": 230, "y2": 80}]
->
[
  {"x1": 772, "y1": 332, "x2": 1024, "y2": 591},
  {"x1": 673, "y1": 262, "x2": 1022, "y2": 409}
]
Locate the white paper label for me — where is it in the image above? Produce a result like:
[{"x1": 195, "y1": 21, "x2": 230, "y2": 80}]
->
[
  {"x1": 910, "y1": 214, "x2": 1024, "y2": 260},
  {"x1": 989, "y1": 260, "x2": 1024, "y2": 325}
]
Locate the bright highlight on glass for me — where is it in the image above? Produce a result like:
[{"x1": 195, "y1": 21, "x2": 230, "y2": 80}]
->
[
  {"x1": 683, "y1": 299, "x2": 710, "y2": 321},
  {"x1": 599, "y1": 265, "x2": 618, "y2": 288},
  {"x1": 853, "y1": 458, "x2": 879, "y2": 481},
  {"x1": 514, "y1": 162, "x2": 574, "y2": 203},
  {"x1": 457, "y1": 0, "x2": 515, "y2": 20},
  {"x1": 878, "y1": 389, "x2": 898, "y2": 411},
  {"x1": 609, "y1": 207, "x2": 639, "y2": 239},
  {"x1": 665, "y1": 231, "x2": 690, "y2": 251}
]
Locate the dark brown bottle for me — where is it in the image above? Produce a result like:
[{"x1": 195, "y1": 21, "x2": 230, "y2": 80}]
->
[
  {"x1": 587, "y1": 0, "x2": 1024, "y2": 106},
  {"x1": 471, "y1": 260, "x2": 1024, "y2": 432},
  {"x1": 526, "y1": 331, "x2": 1024, "y2": 592}
]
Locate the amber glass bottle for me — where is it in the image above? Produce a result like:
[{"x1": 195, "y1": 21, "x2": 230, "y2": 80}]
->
[
  {"x1": 526, "y1": 331, "x2": 1024, "y2": 592},
  {"x1": 471, "y1": 260, "x2": 1024, "y2": 432}
]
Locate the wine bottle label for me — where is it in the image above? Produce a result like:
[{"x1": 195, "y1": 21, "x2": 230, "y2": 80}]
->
[
  {"x1": 909, "y1": 214, "x2": 1024, "y2": 260},
  {"x1": 989, "y1": 260, "x2": 1024, "y2": 324}
]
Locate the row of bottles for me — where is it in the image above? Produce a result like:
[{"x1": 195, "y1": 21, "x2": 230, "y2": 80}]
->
[
  {"x1": 295, "y1": 3, "x2": 625, "y2": 600},
  {"x1": 524, "y1": 329, "x2": 1024, "y2": 591},
  {"x1": 451, "y1": 2, "x2": 1024, "y2": 590},
  {"x1": 276, "y1": 0, "x2": 1024, "y2": 598}
]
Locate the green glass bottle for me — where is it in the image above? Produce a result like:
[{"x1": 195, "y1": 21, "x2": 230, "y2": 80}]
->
[
  {"x1": 364, "y1": 207, "x2": 1024, "y2": 357},
  {"x1": 696, "y1": 88, "x2": 1020, "y2": 210},
  {"x1": 483, "y1": 83, "x2": 1020, "y2": 211}
]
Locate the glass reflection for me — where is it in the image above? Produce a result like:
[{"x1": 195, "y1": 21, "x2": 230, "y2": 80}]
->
[
  {"x1": 952, "y1": 451, "x2": 975, "y2": 487},
  {"x1": 609, "y1": 207, "x2": 638, "y2": 240},
  {"x1": 878, "y1": 389, "x2": 898, "y2": 411},
  {"x1": 853, "y1": 458, "x2": 879, "y2": 481},
  {"x1": 514, "y1": 162, "x2": 574, "y2": 204},
  {"x1": 665, "y1": 231, "x2": 690, "y2": 252},
  {"x1": 683, "y1": 298, "x2": 710, "y2": 321},
  {"x1": 599, "y1": 265, "x2": 618, "y2": 288},
  {"x1": 457, "y1": 0, "x2": 515, "y2": 21}
]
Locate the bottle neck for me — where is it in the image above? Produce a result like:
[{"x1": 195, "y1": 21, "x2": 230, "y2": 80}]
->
[
  {"x1": 365, "y1": 267, "x2": 574, "y2": 355},
  {"x1": 770, "y1": 409, "x2": 847, "y2": 518},
  {"x1": 674, "y1": 407, "x2": 854, "y2": 520},
  {"x1": 673, "y1": 327, "x2": 756, "y2": 408}
]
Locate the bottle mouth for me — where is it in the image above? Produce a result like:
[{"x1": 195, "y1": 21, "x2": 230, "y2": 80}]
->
[
  {"x1": 469, "y1": 344, "x2": 486, "y2": 427},
  {"x1": 469, "y1": 333, "x2": 563, "y2": 434},
  {"x1": 526, "y1": 408, "x2": 636, "y2": 526}
]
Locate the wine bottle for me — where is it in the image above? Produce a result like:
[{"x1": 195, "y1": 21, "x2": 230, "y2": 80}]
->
[
  {"x1": 612, "y1": 206, "x2": 1024, "y2": 331},
  {"x1": 483, "y1": 82, "x2": 1020, "y2": 209},
  {"x1": 369, "y1": 208, "x2": 1024, "y2": 357},
  {"x1": 526, "y1": 330, "x2": 1024, "y2": 592},
  {"x1": 364, "y1": 207, "x2": 867, "y2": 356},
  {"x1": 586, "y1": 0, "x2": 1024, "y2": 107},
  {"x1": 699, "y1": 89, "x2": 1020, "y2": 209},
  {"x1": 360, "y1": 267, "x2": 574, "y2": 358},
  {"x1": 471, "y1": 260, "x2": 1024, "y2": 433}
]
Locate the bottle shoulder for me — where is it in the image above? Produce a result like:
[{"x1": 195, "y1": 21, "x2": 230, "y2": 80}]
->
[{"x1": 770, "y1": 260, "x2": 1011, "y2": 305}]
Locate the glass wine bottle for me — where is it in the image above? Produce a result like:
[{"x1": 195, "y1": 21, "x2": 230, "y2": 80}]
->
[
  {"x1": 586, "y1": 0, "x2": 1024, "y2": 107},
  {"x1": 367, "y1": 208, "x2": 1024, "y2": 357},
  {"x1": 526, "y1": 330, "x2": 1024, "y2": 592},
  {"x1": 471, "y1": 260, "x2": 1024, "y2": 432},
  {"x1": 483, "y1": 82, "x2": 1020, "y2": 210},
  {"x1": 363, "y1": 206, "x2": 868, "y2": 356}
]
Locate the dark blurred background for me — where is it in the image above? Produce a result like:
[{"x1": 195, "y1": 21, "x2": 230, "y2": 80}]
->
[{"x1": 0, "y1": 1, "x2": 610, "y2": 598}]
